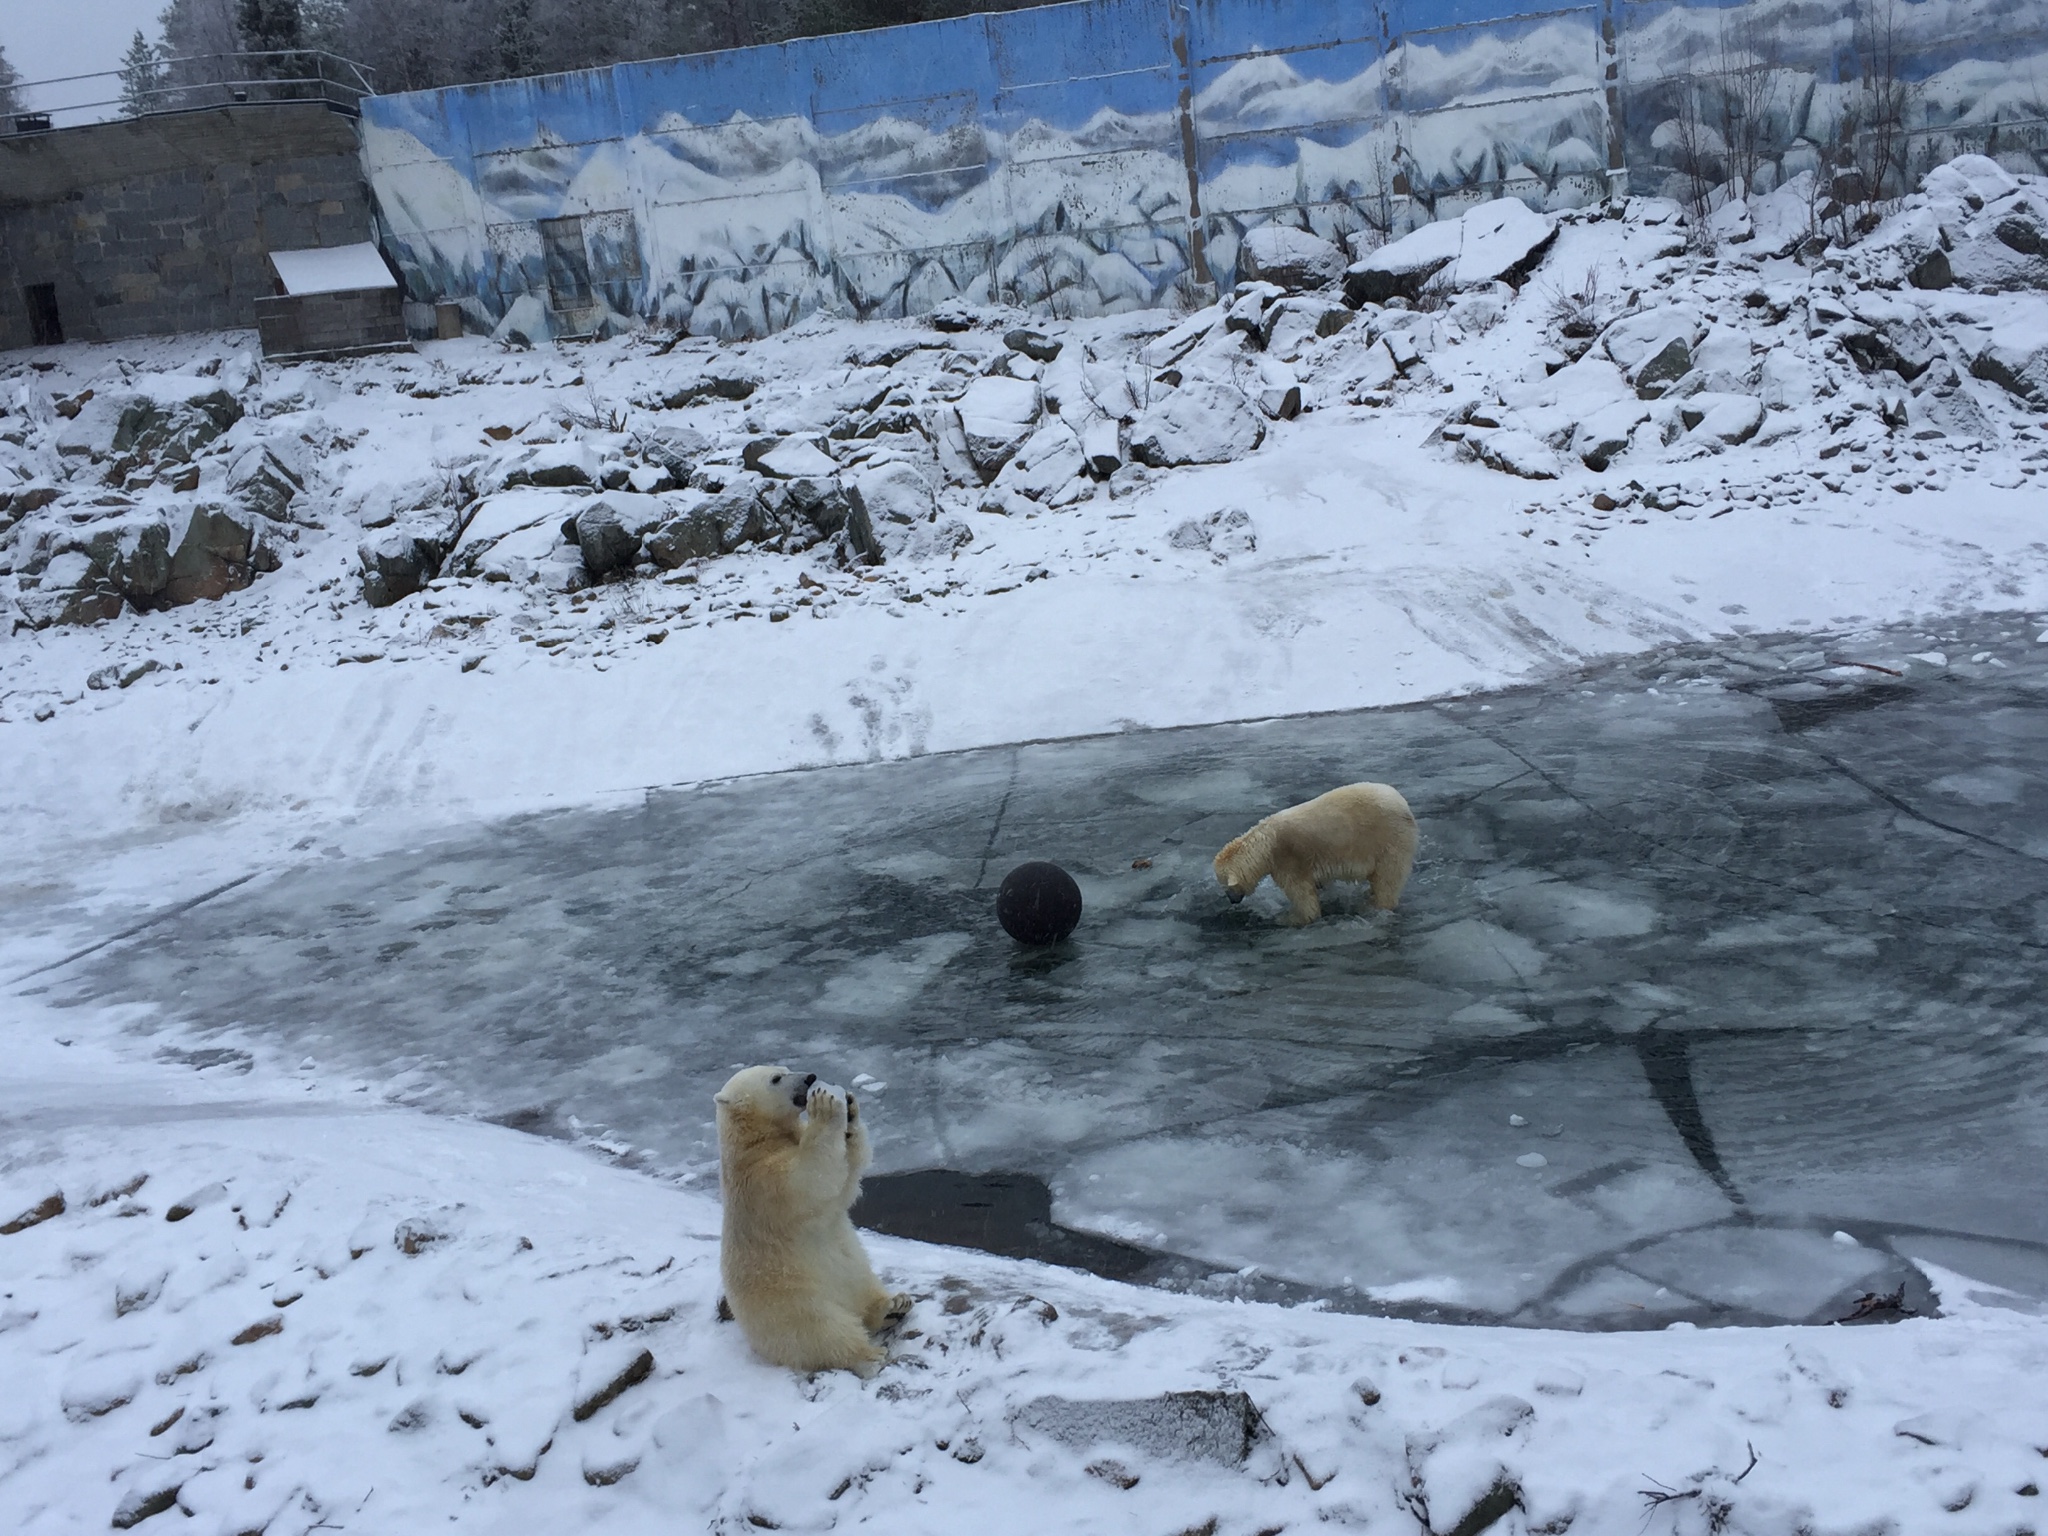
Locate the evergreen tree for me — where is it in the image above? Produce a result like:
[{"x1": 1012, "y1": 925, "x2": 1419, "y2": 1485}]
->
[
  {"x1": 497, "y1": 0, "x2": 540, "y2": 78},
  {"x1": 119, "y1": 31, "x2": 169, "y2": 116},
  {"x1": 238, "y1": 0, "x2": 305, "y2": 74},
  {"x1": 0, "y1": 42, "x2": 24, "y2": 119}
]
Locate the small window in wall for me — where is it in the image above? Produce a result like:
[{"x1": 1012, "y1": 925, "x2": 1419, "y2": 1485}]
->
[
  {"x1": 538, "y1": 216, "x2": 592, "y2": 310},
  {"x1": 24, "y1": 284, "x2": 63, "y2": 346}
]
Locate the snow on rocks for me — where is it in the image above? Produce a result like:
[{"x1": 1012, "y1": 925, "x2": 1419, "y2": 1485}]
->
[
  {"x1": 954, "y1": 375, "x2": 1041, "y2": 478},
  {"x1": 1130, "y1": 379, "x2": 1266, "y2": 466},
  {"x1": 1239, "y1": 224, "x2": 1348, "y2": 293},
  {"x1": 1345, "y1": 198, "x2": 1558, "y2": 306}
]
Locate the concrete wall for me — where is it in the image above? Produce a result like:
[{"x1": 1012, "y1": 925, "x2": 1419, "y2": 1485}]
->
[
  {"x1": 0, "y1": 105, "x2": 375, "y2": 352},
  {"x1": 361, "y1": 0, "x2": 2048, "y2": 343}
]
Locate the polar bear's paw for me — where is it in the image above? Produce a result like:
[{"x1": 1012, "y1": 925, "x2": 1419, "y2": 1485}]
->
[
  {"x1": 807, "y1": 1083, "x2": 848, "y2": 1128},
  {"x1": 883, "y1": 1292, "x2": 914, "y2": 1327}
]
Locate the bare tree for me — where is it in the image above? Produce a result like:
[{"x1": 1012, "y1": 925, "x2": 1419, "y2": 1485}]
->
[
  {"x1": 1850, "y1": 0, "x2": 1917, "y2": 204},
  {"x1": 1664, "y1": 50, "x2": 1724, "y2": 241},
  {"x1": 1715, "y1": 1, "x2": 1779, "y2": 198}
]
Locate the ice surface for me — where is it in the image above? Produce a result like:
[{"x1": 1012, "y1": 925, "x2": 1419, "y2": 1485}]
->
[{"x1": 46, "y1": 615, "x2": 2048, "y2": 1330}]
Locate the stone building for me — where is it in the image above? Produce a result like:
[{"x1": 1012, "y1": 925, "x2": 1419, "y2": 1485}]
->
[{"x1": 0, "y1": 103, "x2": 373, "y2": 351}]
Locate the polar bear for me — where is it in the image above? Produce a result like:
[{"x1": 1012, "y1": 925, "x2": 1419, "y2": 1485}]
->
[
  {"x1": 1213, "y1": 782, "x2": 1417, "y2": 925},
  {"x1": 715, "y1": 1065, "x2": 910, "y2": 1374}
]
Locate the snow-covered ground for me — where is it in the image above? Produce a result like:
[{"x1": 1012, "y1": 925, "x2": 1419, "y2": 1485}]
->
[{"x1": 6, "y1": 159, "x2": 2048, "y2": 1533}]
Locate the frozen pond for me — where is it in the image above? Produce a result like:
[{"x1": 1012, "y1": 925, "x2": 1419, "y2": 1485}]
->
[{"x1": 44, "y1": 613, "x2": 2048, "y2": 1329}]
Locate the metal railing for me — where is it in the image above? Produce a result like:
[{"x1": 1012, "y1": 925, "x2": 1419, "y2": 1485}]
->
[{"x1": 6, "y1": 51, "x2": 375, "y2": 133}]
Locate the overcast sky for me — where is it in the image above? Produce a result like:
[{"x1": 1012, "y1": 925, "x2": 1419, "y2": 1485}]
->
[{"x1": 3, "y1": 0, "x2": 171, "y2": 93}]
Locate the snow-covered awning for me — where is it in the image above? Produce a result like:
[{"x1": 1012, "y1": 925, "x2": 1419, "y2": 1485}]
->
[{"x1": 267, "y1": 243, "x2": 397, "y2": 297}]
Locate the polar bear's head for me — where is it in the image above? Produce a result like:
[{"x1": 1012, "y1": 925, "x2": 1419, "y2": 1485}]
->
[
  {"x1": 1213, "y1": 834, "x2": 1268, "y2": 904},
  {"x1": 715, "y1": 1064, "x2": 817, "y2": 1135}
]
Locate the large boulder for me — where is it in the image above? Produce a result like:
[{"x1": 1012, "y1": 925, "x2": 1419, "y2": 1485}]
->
[
  {"x1": 745, "y1": 438, "x2": 837, "y2": 481},
  {"x1": 632, "y1": 423, "x2": 709, "y2": 482},
  {"x1": 1128, "y1": 381, "x2": 1266, "y2": 467},
  {"x1": 846, "y1": 462, "x2": 936, "y2": 531},
  {"x1": 225, "y1": 441, "x2": 308, "y2": 522},
  {"x1": 1599, "y1": 306, "x2": 1704, "y2": 398},
  {"x1": 522, "y1": 441, "x2": 603, "y2": 489},
  {"x1": 1239, "y1": 224, "x2": 1347, "y2": 292},
  {"x1": 159, "y1": 504, "x2": 281, "y2": 605},
  {"x1": 572, "y1": 491, "x2": 666, "y2": 579},
  {"x1": 1346, "y1": 200, "x2": 1557, "y2": 306},
  {"x1": 110, "y1": 377, "x2": 244, "y2": 463},
  {"x1": 645, "y1": 494, "x2": 725, "y2": 569},
  {"x1": 1971, "y1": 313, "x2": 2048, "y2": 403},
  {"x1": 12, "y1": 550, "x2": 123, "y2": 628},
  {"x1": 360, "y1": 528, "x2": 445, "y2": 608},
  {"x1": 955, "y1": 376, "x2": 1041, "y2": 479},
  {"x1": 659, "y1": 367, "x2": 759, "y2": 408}
]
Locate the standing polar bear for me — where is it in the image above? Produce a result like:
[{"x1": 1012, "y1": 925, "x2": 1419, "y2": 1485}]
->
[
  {"x1": 1214, "y1": 782, "x2": 1417, "y2": 925},
  {"x1": 715, "y1": 1065, "x2": 910, "y2": 1374}
]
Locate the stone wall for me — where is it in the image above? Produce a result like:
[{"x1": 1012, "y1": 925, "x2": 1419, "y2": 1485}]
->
[{"x1": 0, "y1": 104, "x2": 372, "y2": 352}]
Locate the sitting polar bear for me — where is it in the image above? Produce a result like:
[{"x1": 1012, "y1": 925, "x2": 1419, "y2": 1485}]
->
[
  {"x1": 715, "y1": 1065, "x2": 910, "y2": 1374},
  {"x1": 1214, "y1": 781, "x2": 1417, "y2": 925}
]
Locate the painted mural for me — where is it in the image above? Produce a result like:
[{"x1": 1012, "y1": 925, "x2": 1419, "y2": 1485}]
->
[{"x1": 358, "y1": 0, "x2": 2048, "y2": 340}]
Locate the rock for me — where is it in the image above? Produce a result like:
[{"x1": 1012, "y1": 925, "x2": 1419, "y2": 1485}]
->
[
  {"x1": 1239, "y1": 224, "x2": 1347, "y2": 292},
  {"x1": 1, "y1": 1190, "x2": 65, "y2": 1234},
  {"x1": 1129, "y1": 381, "x2": 1265, "y2": 467},
  {"x1": 111, "y1": 1485, "x2": 183, "y2": 1530},
  {"x1": 704, "y1": 480, "x2": 781, "y2": 552},
  {"x1": 574, "y1": 501, "x2": 644, "y2": 579},
  {"x1": 846, "y1": 461, "x2": 937, "y2": 536},
  {"x1": 956, "y1": 376, "x2": 1042, "y2": 478},
  {"x1": 1347, "y1": 200, "x2": 1556, "y2": 306},
  {"x1": 1572, "y1": 401, "x2": 1651, "y2": 470},
  {"x1": 111, "y1": 377, "x2": 244, "y2": 462},
  {"x1": 645, "y1": 500, "x2": 726, "y2": 568},
  {"x1": 1013, "y1": 1391, "x2": 1272, "y2": 1467},
  {"x1": 661, "y1": 369, "x2": 759, "y2": 408},
  {"x1": 1469, "y1": 429, "x2": 1562, "y2": 479},
  {"x1": 359, "y1": 509, "x2": 463, "y2": 608},
  {"x1": 1254, "y1": 358, "x2": 1302, "y2": 420},
  {"x1": 14, "y1": 551, "x2": 123, "y2": 628},
  {"x1": 522, "y1": 441, "x2": 602, "y2": 488},
  {"x1": 1403, "y1": 1396, "x2": 1533, "y2": 1536},
  {"x1": 1746, "y1": 172, "x2": 1817, "y2": 258},
  {"x1": 747, "y1": 438, "x2": 837, "y2": 481},
  {"x1": 1138, "y1": 308, "x2": 1222, "y2": 369},
  {"x1": 1707, "y1": 193, "x2": 1753, "y2": 247},
  {"x1": 785, "y1": 474, "x2": 851, "y2": 534},
  {"x1": 225, "y1": 442, "x2": 307, "y2": 522},
  {"x1": 633, "y1": 423, "x2": 709, "y2": 480},
  {"x1": 1004, "y1": 328, "x2": 1062, "y2": 363},
  {"x1": 1081, "y1": 419, "x2": 1122, "y2": 479},
  {"x1": 573, "y1": 1346, "x2": 654, "y2": 1422},
  {"x1": 1972, "y1": 325, "x2": 2048, "y2": 403},
  {"x1": 1259, "y1": 296, "x2": 1352, "y2": 358},
  {"x1": 1001, "y1": 423, "x2": 1087, "y2": 502},
  {"x1": 1168, "y1": 507, "x2": 1256, "y2": 557},
  {"x1": 1224, "y1": 282, "x2": 1283, "y2": 335},
  {"x1": 1595, "y1": 310, "x2": 1698, "y2": 398},
  {"x1": 1681, "y1": 393, "x2": 1766, "y2": 445},
  {"x1": 158, "y1": 504, "x2": 281, "y2": 606}
]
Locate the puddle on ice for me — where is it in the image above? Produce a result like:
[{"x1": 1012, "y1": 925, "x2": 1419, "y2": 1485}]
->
[{"x1": 50, "y1": 613, "x2": 2048, "y2": 1329}]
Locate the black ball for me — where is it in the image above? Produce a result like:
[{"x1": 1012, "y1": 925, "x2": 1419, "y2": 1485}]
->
[{"x1": 996, "y1": 861, "x2": 1083, "y2": 945}]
